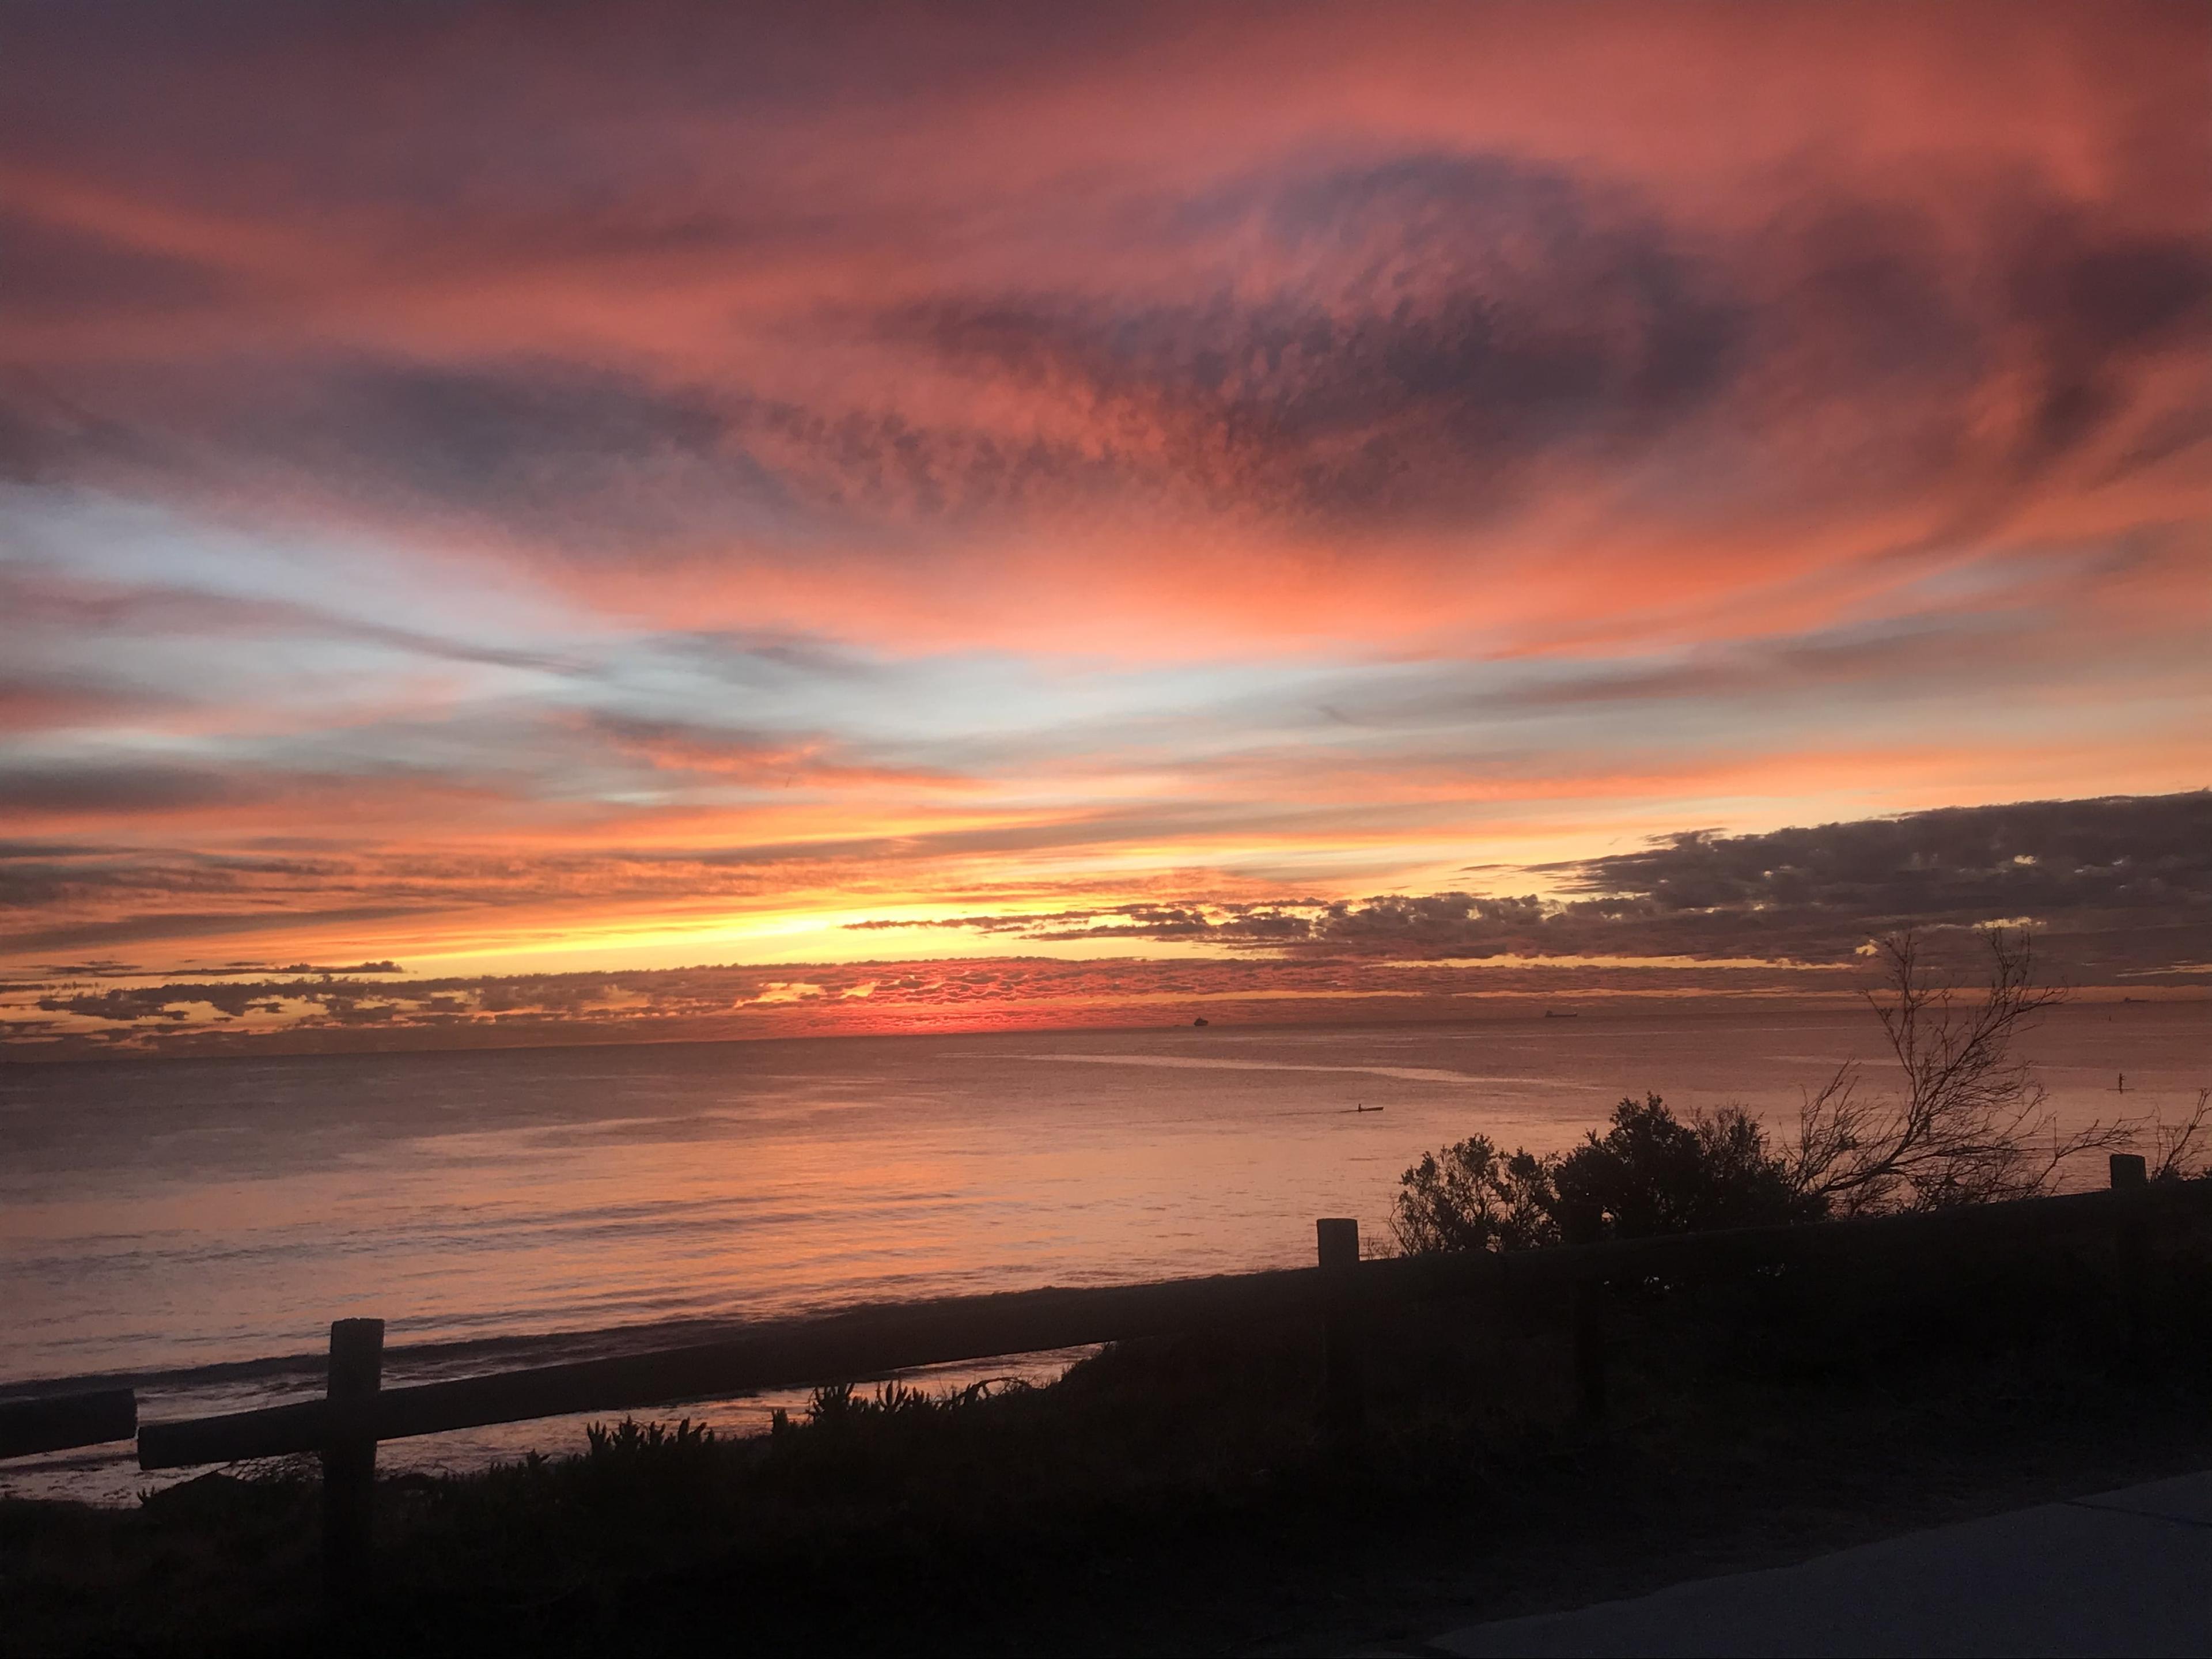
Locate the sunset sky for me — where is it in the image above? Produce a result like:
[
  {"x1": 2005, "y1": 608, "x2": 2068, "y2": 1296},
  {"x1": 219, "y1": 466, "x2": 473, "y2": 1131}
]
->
[{"x1": 3, "y1": 2, "x2": 2208, "y2": 1054}]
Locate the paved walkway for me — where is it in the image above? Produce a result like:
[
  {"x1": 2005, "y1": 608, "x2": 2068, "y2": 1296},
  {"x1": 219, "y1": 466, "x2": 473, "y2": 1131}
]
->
[{"x1": 1427, "y1": 1471, "x2": 2212, "y2": 1657}]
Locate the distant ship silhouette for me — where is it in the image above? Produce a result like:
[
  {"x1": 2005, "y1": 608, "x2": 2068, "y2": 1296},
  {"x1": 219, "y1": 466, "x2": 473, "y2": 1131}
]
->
[
  {"x1": 1544, "y1": 1009, "x2": 1580, "y2": 1019},
  {"x1": 1191, "y1": 1016, "x2": 1209, "y2": 1027}
]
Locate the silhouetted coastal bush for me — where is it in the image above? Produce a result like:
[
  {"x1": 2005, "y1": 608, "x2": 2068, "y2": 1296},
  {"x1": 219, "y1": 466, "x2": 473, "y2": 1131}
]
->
[
  {"x1": 1396, "y1": 929, "x2": 2203, "y2": 1255},
  {"x1": 1395, "y1": 1093, "x2": 1823, "y2": 1253}
]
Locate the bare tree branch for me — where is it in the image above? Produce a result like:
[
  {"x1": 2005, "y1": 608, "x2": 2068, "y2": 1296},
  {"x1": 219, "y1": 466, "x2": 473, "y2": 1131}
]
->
[
  {"x1": 2150, "y1": 1088, "x2": 2212, "y2": 1183},
  {"x1": 1794, "y1": 928, "x2": 2135, "y2": 1211}
]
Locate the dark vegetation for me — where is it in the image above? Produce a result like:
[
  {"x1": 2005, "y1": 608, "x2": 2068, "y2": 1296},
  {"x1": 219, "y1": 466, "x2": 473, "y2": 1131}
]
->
[
  {"x1": 8, "y1": 930, "x2": 2211, "y2": 1657},
  {"x1": 12, "y1": 1211, "x2": 2212, "y2": 1658},
  {"x1": 1396, "y1": 930, "x2": 2207, "y2": 1253}
]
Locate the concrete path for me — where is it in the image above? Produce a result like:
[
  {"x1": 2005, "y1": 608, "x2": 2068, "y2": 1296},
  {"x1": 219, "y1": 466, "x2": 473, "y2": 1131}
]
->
[{"x1": 1427, "y1": 1471, "x2": 2212, "y2": 1657}]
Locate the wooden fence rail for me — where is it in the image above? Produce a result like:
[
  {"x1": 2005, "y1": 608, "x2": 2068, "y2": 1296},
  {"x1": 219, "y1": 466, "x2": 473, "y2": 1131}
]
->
[
  {"x1": 137, "y1": 1262, "x2": 1346, "y2": 1469},
  {"x1": 0, "y1": 1388, "x2": 135, "y2": 1461}
]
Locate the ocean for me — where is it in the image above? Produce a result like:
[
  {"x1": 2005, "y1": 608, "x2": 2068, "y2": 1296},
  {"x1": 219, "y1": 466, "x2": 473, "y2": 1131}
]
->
[{"x1": 4, "y1": 1001, "x2": 2204, "y2": 1503}]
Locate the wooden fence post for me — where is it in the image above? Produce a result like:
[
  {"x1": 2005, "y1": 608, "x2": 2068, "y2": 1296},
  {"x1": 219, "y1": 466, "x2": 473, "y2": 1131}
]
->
[
  {"x1": 1563, "y1": 1206, "x2": 1607, "y2": 1422},
  {"x1": 1316, "y1": 1218, "x2": 1364, "y2": 1443},
  {"x1": 2111, "y1": 1154, "x2": 2150, "y2": 1353},
  {"x1": 322, "y1": 1318, "x2": 384, "y2": 1611},
  {"x1": 2112, "y1": 1152, "x2": 2149, "y2": 1277},
  {"x1": 1570, "y1": 1279, "x2": 1607, "y2": 1423}
]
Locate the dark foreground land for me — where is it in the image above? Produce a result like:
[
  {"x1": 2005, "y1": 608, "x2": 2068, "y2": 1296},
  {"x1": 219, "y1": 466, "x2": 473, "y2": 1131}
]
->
[{"x1": 10, "y1": 1216, "x2": 2212, "y2": 1658}]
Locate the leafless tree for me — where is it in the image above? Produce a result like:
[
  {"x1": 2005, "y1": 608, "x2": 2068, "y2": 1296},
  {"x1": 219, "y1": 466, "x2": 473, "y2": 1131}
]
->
[
  {"x1": 2150, "y1": 1088, "x2": 2212, "y2": 1183},
  {"x1": 1788, "y1": 929, "x2": 2134, "y2": 1213}
]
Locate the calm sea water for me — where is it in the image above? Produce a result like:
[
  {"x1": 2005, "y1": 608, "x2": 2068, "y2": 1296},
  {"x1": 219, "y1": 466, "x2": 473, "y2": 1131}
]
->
[{"x1": 4, "y1": 1002, "x2": 2204, "y2": 1502}]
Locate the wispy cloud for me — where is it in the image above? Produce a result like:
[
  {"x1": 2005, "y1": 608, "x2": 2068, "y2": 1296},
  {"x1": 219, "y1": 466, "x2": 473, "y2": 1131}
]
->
[{"x1": 0, "y1": 4, "x2": 2204, "y2": 994}]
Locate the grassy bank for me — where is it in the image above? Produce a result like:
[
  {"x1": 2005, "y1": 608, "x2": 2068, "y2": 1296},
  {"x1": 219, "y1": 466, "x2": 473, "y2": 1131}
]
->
[{"x1": 10, "y1": 1214, "x2": 2212, "y2": 1657}]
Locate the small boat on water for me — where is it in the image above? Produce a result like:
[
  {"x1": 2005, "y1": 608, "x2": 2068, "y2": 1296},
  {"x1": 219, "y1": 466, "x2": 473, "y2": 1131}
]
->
[
  {"x1": 1353, "y1": 1103, "x2": 1384, "y2": 1113},
  {"x1": 1543, "y1": 1009, "x2": 1580, "y2": 1019},
  {"x1": 1192, "y1": 1016, "x2": 1210, "y2": 1027}
]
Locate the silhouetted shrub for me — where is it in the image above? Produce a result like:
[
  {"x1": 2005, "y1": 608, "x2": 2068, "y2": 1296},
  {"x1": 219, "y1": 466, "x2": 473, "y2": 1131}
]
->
[
  {"x1": 584, "y1": 1416, "x2": 715, "y2": 1461},
  {"x1": 1393, "y1": 1135, "x2": 1560, "y2": 1253},
  {"x1": 1397, "y1": 927, "x2": 2198, "y2": 1253},
  {"x1": 1395, "y1": 1093, "x2": 1820, "y2": 1253},
  {"x1": 1557, "y1": 1094, "x2": 1826, "y2": 1238}
]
